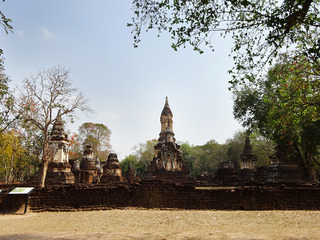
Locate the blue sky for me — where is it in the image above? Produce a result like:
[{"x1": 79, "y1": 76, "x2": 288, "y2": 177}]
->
[{"x1": 1, "y1": 1, "x2": 243, "y2": 159}]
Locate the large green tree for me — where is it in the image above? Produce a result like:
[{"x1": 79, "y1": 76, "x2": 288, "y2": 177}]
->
[
  {"x1": 233, "y1": 38, "x2": 320, "y2": 180},
  {"x1": 129, "y1": 0, "x2": 320, "y2": 85}
]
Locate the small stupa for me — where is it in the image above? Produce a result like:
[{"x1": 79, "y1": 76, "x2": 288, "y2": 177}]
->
[
  {"x1": 79, "y1": 145, "x2": 101, "y2": 183},
  {"x1": 101, "y1": 153, "x2": 123, "y2": 183}
]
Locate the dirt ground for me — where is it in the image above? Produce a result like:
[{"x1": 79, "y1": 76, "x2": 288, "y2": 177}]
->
[{"x1": 0, "y1": 209, "x2": 320, "y2": 240}]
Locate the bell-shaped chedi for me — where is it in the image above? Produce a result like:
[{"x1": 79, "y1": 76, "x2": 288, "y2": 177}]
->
[
  {"x1": 101, "y1": 153, "x2": 123, "y2": 183},
  {"x1": 80, "y1": 145, "x2": 97, "y2": 170},
  {"x1": 147, "y1": 97, "x2": 188, "y2": 180},
  {"x1": 79, "y1": 145, "x2": 101, "y2": 183}
]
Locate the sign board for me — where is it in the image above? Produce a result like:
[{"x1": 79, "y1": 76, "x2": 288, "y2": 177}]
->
[
  {"x1": 4, "y1": 187, "x2": 36, "y2": 214},
  {"x1": 9, "y1": 187, "x2": 35, "y2": 195}
]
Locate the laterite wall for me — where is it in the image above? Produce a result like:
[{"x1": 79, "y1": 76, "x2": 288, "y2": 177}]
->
[
  {"x1": 1, "y1": 181, "x2": 320, "y2": 212},
  {"x1": 29, "y1": 181, "x2": 320, "y2": 211}
]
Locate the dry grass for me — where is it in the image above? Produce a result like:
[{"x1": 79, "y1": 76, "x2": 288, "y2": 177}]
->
[{"x1": 0, "y1": 209, "x2": 320, "y2": 239}]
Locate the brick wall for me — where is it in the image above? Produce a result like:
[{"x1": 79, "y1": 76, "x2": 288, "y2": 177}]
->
[{"x1": 1, "y1": 181, "x2": 320, "y2": 212}]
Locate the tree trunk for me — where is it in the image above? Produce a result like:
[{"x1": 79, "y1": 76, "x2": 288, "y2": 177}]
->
[
  {"x1": 8, "y1": 148, "x2": 16, "y2": 183},
  {"x1": 40, "y1": 140, "x2": 50, "y2": 187},
  {"x1": 40, "y1": 159, "x2": 49, "y2": 187},
  {"x1": 306, "y1": 154, "x2": 319, "y2": 183},
  {"x1": 2, "y1": 156, "x2": 8, "y2": 184}
]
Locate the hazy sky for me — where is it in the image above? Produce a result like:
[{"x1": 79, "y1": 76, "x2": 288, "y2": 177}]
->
[{"x1": 1, "y1": 1, "x2": 243, "y2": 159}]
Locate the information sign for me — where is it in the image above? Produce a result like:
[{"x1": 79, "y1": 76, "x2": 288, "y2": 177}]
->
[{"x1": 9, "y1": 187, "x2": 35, "y2": 195}]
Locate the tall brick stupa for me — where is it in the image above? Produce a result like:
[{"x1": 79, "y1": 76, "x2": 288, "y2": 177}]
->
[{"x1": 147, "y1": 97, "x2": 188, "y2": 180}]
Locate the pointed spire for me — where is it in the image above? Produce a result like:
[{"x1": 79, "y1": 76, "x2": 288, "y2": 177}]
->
[
  {"x1": 161, "y1": 96, "x2": 173, "y2": 117},
  {"x1": 240, "y1": 136, "x2": 256, "y2": 161},
  {"x1": 165, "y1": 96, "x2": 169, "y2": 107},
  {"x1": 50, "y1": 109, "x2": 68, "y2": 141},
  {"x1": 243, "y1": 137, "x2": 254, "y2": 155}
]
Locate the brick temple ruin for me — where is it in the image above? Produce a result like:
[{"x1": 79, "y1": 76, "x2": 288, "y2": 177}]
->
[
  {"x1": 147, "y1": 97, "x2": 189, "y2": 180},
  {"x1": 1, "y1": 97, "x2": 319, "y2": 212}
]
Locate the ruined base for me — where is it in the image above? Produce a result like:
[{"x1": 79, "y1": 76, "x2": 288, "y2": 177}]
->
[
  {"x1": 266, "y1": 165, "x2": 307, "y2": 183},
  {"x1": 28, "y1": 162, "x2": 75, "y2": 185}
]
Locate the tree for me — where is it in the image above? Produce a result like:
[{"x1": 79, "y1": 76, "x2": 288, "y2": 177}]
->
[
  {"x1": 180, "y1": 131, "x2": 275, "y2": 177},
  {"x1": 0, "y1": 129, "x2": 25, "y2": 183},
  {"x1": 78, "y1": 122, "x2": 112, "y2": 161},
  {"x1": 0, "y1": 63, "x2": 15, "y2": 130},
  {"x1": 18, "y1": 122, "x2": 43, "y2": 180},
  {"x1": 17, "y1": 66, "x2": 90, "y2": 187},
  {"x1": 225, "y1": 131, "x2": 275, "y2": 167},
  {"x1": 120, "y1": 154, "x2": 145, "y2": 177},
  {"x1": 0, "y1": 1, "x2": 13, "y2": 62},
  {"x1": 233, "y1": 40, "x2": 320, "y2": 180},
  {"x1": 249, "y1": 131, "x2": 275, "y2": 167},
  {"x1": 129, "y1": 0, "x2": 320, "y2": 85},
  {"x1": 125, "y1": 139, "x2": 158, "y2": 176},
  {"x1": 68, "y1": 133, "x2": 82, "y2": 160},
  {"x1": 132, "y1": 139, "x2": 158, "y2": 166},
  {"x1": 180, "y1": 140, "x2": 228, "y2": 177}
]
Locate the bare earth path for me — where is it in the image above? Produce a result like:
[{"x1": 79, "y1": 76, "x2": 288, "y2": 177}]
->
[{"x1": 0, "y1": 210, "x2": 319, "y2": 239}]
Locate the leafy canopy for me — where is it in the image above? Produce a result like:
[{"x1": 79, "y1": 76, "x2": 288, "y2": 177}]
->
[
  {"x1": 0, "y1": 0, "x2": 13, "y2": 57},
  {"x1": 234, "y1": 29, "x2": 320, "y2": 145},
  {"x1": 78, "y1": 122, "x2": 112, "y2": 161},
  {"x1": 233, "y1": 33, "x2": 320, "y2": 178},
  {"x1": 0, "y1": 63, "x2": 14, "y2": 130},
  {"x1": 129, "y1": 0, "x2": 320, "y2": 85}
]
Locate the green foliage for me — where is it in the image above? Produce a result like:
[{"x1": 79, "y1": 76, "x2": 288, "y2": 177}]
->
[
  {"x1": 129, "y1": 0, "x2": 320, "y2": 85},
  {"x1": 0, "y1": 3, "x2": 13, "y2": 60},
  {"x1": 126, "y1": 132, "x2": 274, "y2": 178},
  {"x1": 180, "y1": 140, "x2": 228, "y2": 177},
  {"x1": 0, "y1": 63, "x2": 15, "y2": 130},
  {"x1": 78, "y1": 122, "x2": 112, "y2": 161},
  {"x1": 233, "y1": 35, "x2": 320, "y2": 179},
  {"x1": 120, "y1": 154, "x2": 145, "y2": 178},
  {"x1": 132, "y1": 139, "x2": 158, "y2": 167},
  {"x1": 249, "y1": 132, "x2": 275, "y2": 167},
  {"x1": 0, "y1": 130, "x2": 26, "y2": 183}
]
